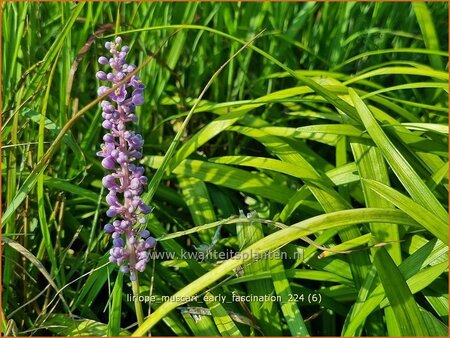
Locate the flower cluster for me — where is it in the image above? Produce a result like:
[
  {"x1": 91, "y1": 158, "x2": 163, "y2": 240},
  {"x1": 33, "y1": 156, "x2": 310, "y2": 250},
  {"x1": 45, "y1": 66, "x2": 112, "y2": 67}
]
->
[{"x1": 96, "y1": 36, "x2": 155, "y2": 281}]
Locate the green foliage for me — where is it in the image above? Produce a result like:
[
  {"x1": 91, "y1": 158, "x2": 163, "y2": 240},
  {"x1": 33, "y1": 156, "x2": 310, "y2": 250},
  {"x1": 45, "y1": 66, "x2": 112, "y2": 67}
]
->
[{"x1": 2, "y1": 1, "x2": 448, "y2": 336}]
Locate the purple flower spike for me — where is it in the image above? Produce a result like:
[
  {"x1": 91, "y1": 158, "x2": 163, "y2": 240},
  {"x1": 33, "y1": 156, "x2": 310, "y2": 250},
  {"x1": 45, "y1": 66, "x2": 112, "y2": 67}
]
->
[{"x1": 97, "y1": 36, "x2": 155, "y2": 280}]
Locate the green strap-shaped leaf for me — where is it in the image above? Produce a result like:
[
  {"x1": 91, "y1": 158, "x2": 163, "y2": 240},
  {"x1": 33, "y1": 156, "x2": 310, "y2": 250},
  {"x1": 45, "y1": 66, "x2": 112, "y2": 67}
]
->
[
  {"x1": 413, "y1": 2, "x2": 444, "y2": 71},
  {"x1": 132, "y1": 208, "x2": 416, "y2": 336},
  {"x1": 349, "y1": 88, "x2": 448, "y2": 223},
  {"x1": 107, "y1": 273, "x2": 123, "y2": 336},
  {"x1": 203, "y1": 291, "x2": 242, "y2": 336},
  {"x1": 23, "y1": 3, "x2": 85, "y2": 100},
  {"x1": 364, "y1": 178, "x2": 448, "y2": 243},
  {"x1": 270, "y1": 258, "x2": 309, "y2": 336},
  {"x1": 143, "y1": 156, "x2": 294, "y2": 204},
  {"x1": 373, "y1": 247, "x2": 428, "y2": 336}
]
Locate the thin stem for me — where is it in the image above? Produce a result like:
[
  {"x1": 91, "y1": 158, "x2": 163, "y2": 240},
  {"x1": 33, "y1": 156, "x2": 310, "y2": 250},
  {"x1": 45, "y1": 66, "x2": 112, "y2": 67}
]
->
[{"x1": 131, "y1": 279, "x2": 144, "y2": 326}]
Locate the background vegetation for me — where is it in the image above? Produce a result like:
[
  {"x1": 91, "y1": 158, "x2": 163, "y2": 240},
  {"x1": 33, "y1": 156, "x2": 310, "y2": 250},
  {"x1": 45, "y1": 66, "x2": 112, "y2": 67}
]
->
[{"x1": 2, "y1": 1, "x2": 448, "y2": 336}]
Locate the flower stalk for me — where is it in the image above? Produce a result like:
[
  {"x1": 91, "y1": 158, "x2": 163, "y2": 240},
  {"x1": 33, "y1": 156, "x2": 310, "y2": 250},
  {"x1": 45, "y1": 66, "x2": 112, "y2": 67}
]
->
[{"x1": 97, "y1": 36, "x2": 155, "y2": 324}]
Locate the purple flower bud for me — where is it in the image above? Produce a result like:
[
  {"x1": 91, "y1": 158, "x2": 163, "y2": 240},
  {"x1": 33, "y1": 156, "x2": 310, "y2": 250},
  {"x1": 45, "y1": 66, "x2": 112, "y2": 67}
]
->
[
  {"x1": 137, "y1": 251, "x2": 148, "y2": 261},
  {"x1": 126, "y1": 65, "x2": 136, "y2": 73},
  {"x1": 98, "y1": 86, "x2": 110, "y2": 96},
  {"x1": 102, "y1": 120, "x2": 113, "y2": 129},
  {"x1": 98, "y1": 56, "x2": 109, "y2": 65},
  {"x1": 139, "y1": 203, "x2": 153, "y2": 214},
  {"x1": 106, "y1": 208, "x2": 118, "y2": 217},
  {"x1": 140, "y1": 230, "x2": 150, "y2": 238},
  {"x1": 120, "y1": 221, "x2": 129, "y2": 230},
  {"x1": 101, "y1": 157, "x2": 116, "y2": 169},
  {"x1": 102, "y1": 174, "x2": 116, "y2": 188},
  {"x1": 101, "y1": 100, "x2": 114, "y2": 112},
  {"x1": 115, "y1": 72, "x2": 125, "y2": 81},
  {"x1": 115, "y1": 36, "x2": 122, "y2": 45},
  {"x1": 145, "y1": 237, "x2": 156, "y2": 249},
  {"x1": 113, "y1": 237, "x2": 124, "y2": 247},
  {"x1": 129, "y1": 178, "x2": 140, "y2": 190},
  {"x1": 104, "y1": 223, "x2": 114, "y2": 233},
  {"x1": 116, "y1": 152, "x2": 128, "y2": 164},
  {"x1": 96, "y1": 71, "x2": 108, "y2": 80},
  {"x1": 117, "y1": 122, "x2": 126, "y2": 131},
  {"x1": 135, "y1": 260, "x2": 146, "y2": 272},
  {"x1": 106, "y1": 73, "x2": 115, "y2": 81},
  {"x1": 132, "y1": 93, "x2": 144, "y2": 105},
  {"x1": 131, "y1": 151, "x2": 142, "y2": 159},
  {"x1": 106, "y1": 192, "x2": 119, "y2": 206},
  {"x1": 103, "y1": 134, "x2": 115, "y2": 142},
  {"x1": 134, "y1": 166, "x2": 144, "y2": 176}
]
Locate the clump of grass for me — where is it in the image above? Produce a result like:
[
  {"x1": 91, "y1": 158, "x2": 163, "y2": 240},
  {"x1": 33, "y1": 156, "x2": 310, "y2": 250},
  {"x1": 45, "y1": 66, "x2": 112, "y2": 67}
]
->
[{"x1": 2, "y1": 2, "x2": 448, "y2": 337}]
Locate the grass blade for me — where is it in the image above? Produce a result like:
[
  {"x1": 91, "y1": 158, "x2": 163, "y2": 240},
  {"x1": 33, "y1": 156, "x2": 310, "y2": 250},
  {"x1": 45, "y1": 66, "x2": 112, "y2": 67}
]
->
[
  {"x1": 349, "y1": 88, "x2": 448, "y2": 222},
  {"x1": 372, "y1": 247, "x2": 428, "y2": 336}
]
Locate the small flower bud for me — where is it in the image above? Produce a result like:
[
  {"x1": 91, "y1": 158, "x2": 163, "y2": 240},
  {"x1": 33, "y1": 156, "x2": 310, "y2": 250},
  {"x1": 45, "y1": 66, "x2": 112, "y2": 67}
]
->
[
  {"x1": 98, "y1": 56, "x2": 109, "y2": 65},
  {"x1": 96, "y1": 71, "x2": 108, "y2": 80},
  {"x1": 140, "y1": 230, "x2": 150, "y2": 238}
]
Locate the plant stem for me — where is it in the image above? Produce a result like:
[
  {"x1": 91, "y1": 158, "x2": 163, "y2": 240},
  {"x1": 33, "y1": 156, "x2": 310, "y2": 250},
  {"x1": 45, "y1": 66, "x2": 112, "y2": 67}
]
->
[{"x1": 131, "y1": 279, "x2": 144, "y2": 326}]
